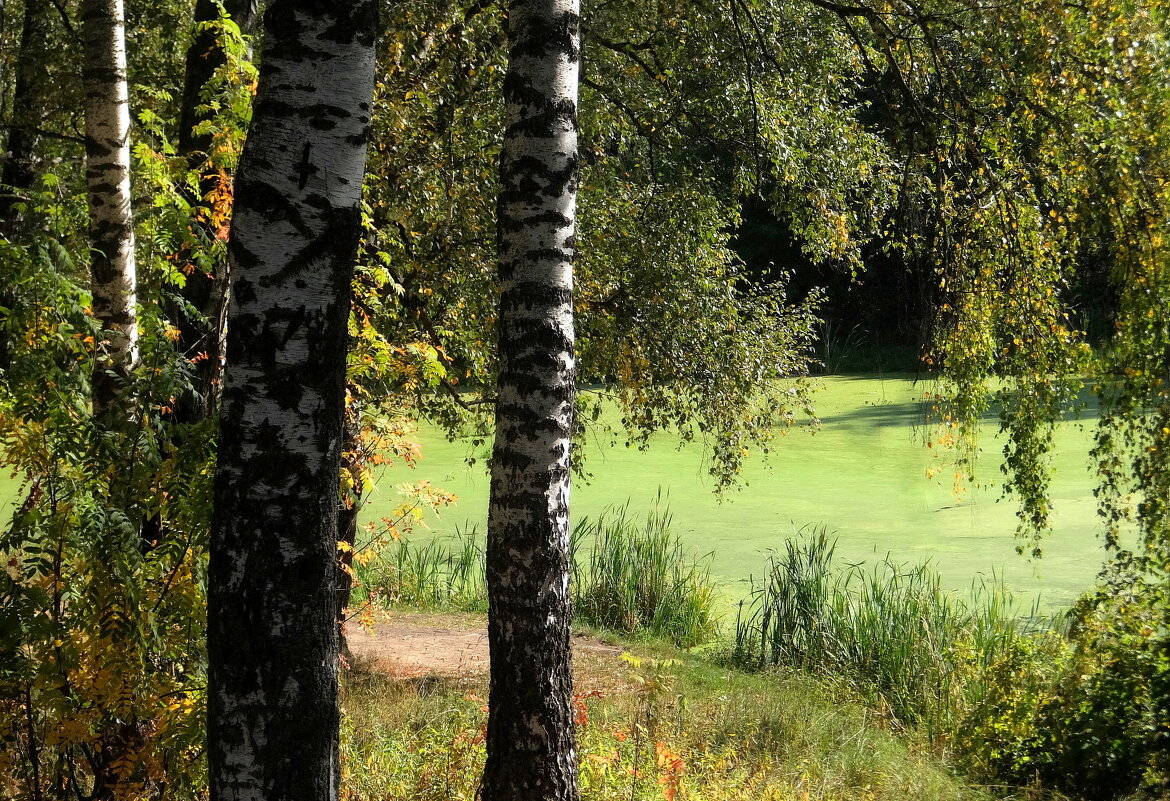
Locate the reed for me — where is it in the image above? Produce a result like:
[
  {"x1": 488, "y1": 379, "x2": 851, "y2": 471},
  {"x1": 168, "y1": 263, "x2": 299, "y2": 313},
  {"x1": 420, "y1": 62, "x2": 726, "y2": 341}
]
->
[
  {"x1": 731, "y1": 528, "x2": 1031, "y2": 738},
  {"x1": 357, "y1": 527, "x2": 487, "y2": 610},
  {"x1": 356, "y1": 501, "x2": 720, "y2": 646},
  {"x1": 572, "y1": 503, "x2": 719, "y2": 647}
]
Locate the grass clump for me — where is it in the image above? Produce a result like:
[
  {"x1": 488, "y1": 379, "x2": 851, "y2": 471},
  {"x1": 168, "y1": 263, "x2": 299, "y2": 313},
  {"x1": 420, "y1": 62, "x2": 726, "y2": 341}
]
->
[
  {"x1": 572, "y1": 504, "x2": 719, "y2": 647},
  {"x1": 729, "y1": 530, "x2": 1170, "y2": 800},
  {"x1": 353, "y1": 528, "x2": 486, "y2": 611},
  {"x1": 354, "y1": 503, "x2": 720, "y2": 647},
  {"x1": 730, "y1": 529, "x2": 1025, "y2": 739}
]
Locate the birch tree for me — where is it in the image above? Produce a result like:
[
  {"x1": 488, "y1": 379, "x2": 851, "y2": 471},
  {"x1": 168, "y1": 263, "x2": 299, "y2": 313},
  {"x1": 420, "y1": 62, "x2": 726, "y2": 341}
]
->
[
  {"x1": 0, "y1": 0, "x2": 51, "y2": 226},
  {"x1": 206, "y1": 0, "x2": 376, "y2": 798},
  {"x1": 80, "y1": 0, "x2": 137, "y2": 420},
  {"x1": 1, "y1": 0, "x2": 53, "y2": 374},
  {"x1": 481, "y1": 0, "x2": 581, "y2": 796}
]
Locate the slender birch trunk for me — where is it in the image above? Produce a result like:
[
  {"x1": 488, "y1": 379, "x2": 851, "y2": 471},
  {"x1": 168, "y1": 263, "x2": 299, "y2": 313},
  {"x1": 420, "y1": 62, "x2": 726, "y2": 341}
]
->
[
  {"x1": 1, "y1": 0, "x2": 51, "y2": 374},
  {"x1": 170, "y1": 0, "x2": 259, "y2": 422},
  {"x1": 80, "y1": 0, "x2": 137, "y2": 419},
  {"x1": 0, "y1": 0, "x2": 50, "y2": 224},
  {"x1": 481, "y1": 0, "x2": 581, "y2": 795},
  {"x1": 207, "y1": 1, "x2": 376, "y2": 799},
  {"x1": 177, "y1": 0, "x2": 259, "y2": 162}
]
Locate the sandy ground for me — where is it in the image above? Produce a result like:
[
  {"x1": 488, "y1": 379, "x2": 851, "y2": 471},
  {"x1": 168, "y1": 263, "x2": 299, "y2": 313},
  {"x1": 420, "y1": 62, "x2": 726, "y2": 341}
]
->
[{"x1": 343, "y1": 612, "x2": 625, "y2": 681}]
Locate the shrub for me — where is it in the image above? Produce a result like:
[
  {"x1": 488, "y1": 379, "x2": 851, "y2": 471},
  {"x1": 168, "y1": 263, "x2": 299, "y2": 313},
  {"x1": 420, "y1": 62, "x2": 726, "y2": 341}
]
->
[
  {"x1": 956, "y1": 578, "x2": 1170, "y2": 800},
  {"x1": 1036, "y1": 580, "x2": 1168, "y2": 799}
]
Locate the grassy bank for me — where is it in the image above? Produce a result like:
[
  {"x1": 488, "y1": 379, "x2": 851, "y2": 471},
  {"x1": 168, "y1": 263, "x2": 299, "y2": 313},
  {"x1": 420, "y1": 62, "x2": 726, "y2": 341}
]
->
[
  {"x1": 350, "y1": 516, "x2": 1168, "y2": 800},
  {"x1": 727, "y1": 534, "x2": 1169, "y2": 801},
  {"x1": 341, "y1": 623, "x2": 989, "y2": 801}
]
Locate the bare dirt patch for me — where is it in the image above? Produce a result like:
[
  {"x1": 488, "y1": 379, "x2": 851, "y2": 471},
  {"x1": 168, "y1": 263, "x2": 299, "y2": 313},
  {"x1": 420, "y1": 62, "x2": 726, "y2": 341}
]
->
[{"x1": 344, "y1": 611, "x2": 626, "y2": 686}]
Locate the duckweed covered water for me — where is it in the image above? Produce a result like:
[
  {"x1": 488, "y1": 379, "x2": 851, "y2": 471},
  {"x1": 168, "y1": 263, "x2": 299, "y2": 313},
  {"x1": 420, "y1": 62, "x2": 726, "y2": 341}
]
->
[
  {"x1": 0, "y1": 375, "x2": 1108, "y2": 611},
  {"x1": 369, "y1": 375, "x2": 1107, "y2": 611}
]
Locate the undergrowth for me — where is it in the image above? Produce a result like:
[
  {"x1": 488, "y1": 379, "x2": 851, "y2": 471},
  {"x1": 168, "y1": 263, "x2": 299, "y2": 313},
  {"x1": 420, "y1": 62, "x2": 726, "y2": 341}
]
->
[
  {"x1": 729, "y1": 529, "x2": 1027, "y2": 740},
  {"x1": 351, "y1": 518, "x2": 1168, "y2": 800},
  {"x1": 730, "y1": 530, "x2": 1170, "y2": 800},
  {"x1": 339, "y1": 646, "x2": 987, "y2": 801}
]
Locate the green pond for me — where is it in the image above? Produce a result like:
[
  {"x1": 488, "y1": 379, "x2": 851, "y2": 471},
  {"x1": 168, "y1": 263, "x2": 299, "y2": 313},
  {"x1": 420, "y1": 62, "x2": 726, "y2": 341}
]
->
[
  {"x1": 0, "y1": 374, "x2": 1110, "y2": 613},
  {"x1": 367, "y1": 375, "x2": 1108, "y2": 613}
]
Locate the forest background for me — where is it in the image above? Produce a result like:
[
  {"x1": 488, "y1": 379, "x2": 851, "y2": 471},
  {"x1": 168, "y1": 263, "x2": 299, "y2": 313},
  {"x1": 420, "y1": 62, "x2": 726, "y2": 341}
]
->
[{"x1": 0, "y1": 0, "x2": 1168, "y2": 799}]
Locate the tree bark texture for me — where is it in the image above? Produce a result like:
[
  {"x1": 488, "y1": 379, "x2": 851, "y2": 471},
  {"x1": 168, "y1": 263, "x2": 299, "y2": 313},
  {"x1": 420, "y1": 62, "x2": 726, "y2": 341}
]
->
[
  {"x1": 207, "y1": 2, "x2": 376, "y2": 800},
  {"x1": 0, "y1": 0, "x2": 50, "y2": 224},
  {"x1": 0, "y1": 0, "x2": 52, "y2": 375},
  {"x1": 80, "y1": 0, "x2": 138, "y2": 419},
  {"x1": 481, "y1": 0, "x2": 581, "y2": 796},
  {"x1": 170, "y1": 0, "x2": 260, "y2": 422}
]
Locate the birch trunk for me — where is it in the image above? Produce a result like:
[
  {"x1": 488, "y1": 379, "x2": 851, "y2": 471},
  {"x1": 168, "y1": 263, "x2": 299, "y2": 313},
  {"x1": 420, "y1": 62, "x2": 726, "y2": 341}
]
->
[
  {"x1": 177, "y1": 0, "x2": 259, "y2": 162},
  {"x1": 170, "y1": 0, "x2": 259, "y2": 422},
  {"x1": 1, "y1": 0, "x2": 51, "y2": 374},
  {"x1": 0, "y1": 0, "x2": 50, "y2": 224},
  {"x1": 481, "y1": 0, "x2": 581, "y2": 796},
  {"x1": 207, "y1": 1, "x2": 376, "y2": 799},
  {"x1": 80, "y1": 0, "x2": 137, "y2": 419}
]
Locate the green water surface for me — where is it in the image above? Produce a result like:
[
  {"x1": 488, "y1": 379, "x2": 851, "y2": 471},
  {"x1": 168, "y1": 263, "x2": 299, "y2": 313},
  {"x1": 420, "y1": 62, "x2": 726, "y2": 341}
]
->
[
  {"x1": 368, "y1": 375, "x2": 1108, "y2": 611},
  {"x1": 0, "y1": 375, "x2": 1109, "y2": 611}
]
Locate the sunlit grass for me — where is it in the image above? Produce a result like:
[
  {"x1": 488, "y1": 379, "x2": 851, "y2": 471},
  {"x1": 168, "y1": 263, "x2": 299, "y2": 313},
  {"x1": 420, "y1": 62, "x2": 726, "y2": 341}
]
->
[
  {"x1": 352, "y1": 504, "x2": 720, "y2": 647},
  {"x1": 730, "y1": 530, "x2": 1044, "y2": 744},
  {"x1": 340, "y1": 639, "x2": 990, "y2": 801},
  {"x1": 572, "y1": 502, "x2": 719, "y2": 647}
]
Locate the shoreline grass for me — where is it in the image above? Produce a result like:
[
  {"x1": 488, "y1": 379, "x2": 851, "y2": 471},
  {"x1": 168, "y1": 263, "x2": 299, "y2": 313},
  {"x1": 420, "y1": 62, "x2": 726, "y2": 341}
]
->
[
  {"x1": 340, "y1": 615, "x2": 992, "y2": 801},
  {"x1": 729, "y1": 528, "x2": 1030, "y2": 739},
  {"x1": 352, "y1": 503, "x2": 721, "y2": 647},
  {"x1": 350, "y1": 516, "x2": 1167, "y2": 801}
]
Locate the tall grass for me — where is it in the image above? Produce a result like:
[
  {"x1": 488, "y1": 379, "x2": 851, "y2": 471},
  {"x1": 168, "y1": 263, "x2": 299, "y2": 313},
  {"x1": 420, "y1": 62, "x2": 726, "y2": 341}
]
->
[
  {"x1": 354, "y1": 503, "x2": 720, "y2": 646},
  {"x1": 731, "y1": 528, "x2": 1027, "y2": 738},
  {"x1": 355, "y1": 528, "x2": 486, "y2": 610},
  {"x1": 572, "y1": 504, "x2": 719, "y2": 647}
]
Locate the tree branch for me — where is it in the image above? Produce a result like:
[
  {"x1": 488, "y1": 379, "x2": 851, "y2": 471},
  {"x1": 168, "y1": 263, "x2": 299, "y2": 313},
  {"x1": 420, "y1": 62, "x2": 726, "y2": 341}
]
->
[{"x1": 1, "y1": 123, "x2": 85, "y2": 144}]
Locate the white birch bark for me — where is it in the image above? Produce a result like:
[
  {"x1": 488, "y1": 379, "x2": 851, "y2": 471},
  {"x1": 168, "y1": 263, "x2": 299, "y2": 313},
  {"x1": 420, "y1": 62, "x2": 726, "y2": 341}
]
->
[
  {"x1": 207, "y1": 2, "x2": 376, "y2": 800},
  {"x1": 482, "y1": 0, "x2": 581, "y2": 796},
  {"x1": 80, "y1": 0, "x2": 137, "y2": 419}
]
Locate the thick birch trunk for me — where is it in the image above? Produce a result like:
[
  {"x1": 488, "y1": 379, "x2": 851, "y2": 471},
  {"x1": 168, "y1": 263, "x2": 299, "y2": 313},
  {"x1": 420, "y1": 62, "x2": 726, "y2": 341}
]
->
[
  {"x1": 207, "y1": 2, "x2": 376, "y2": 799},
  {"x1": 481, "y1": 0, "x2": 581, "y2": 796},
  {"x1": 80, "y1": 0, "x2": 137, "y2": 419},
  {"x1": 170, "y1": 0, "x2": 260, "y2": 422}
]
